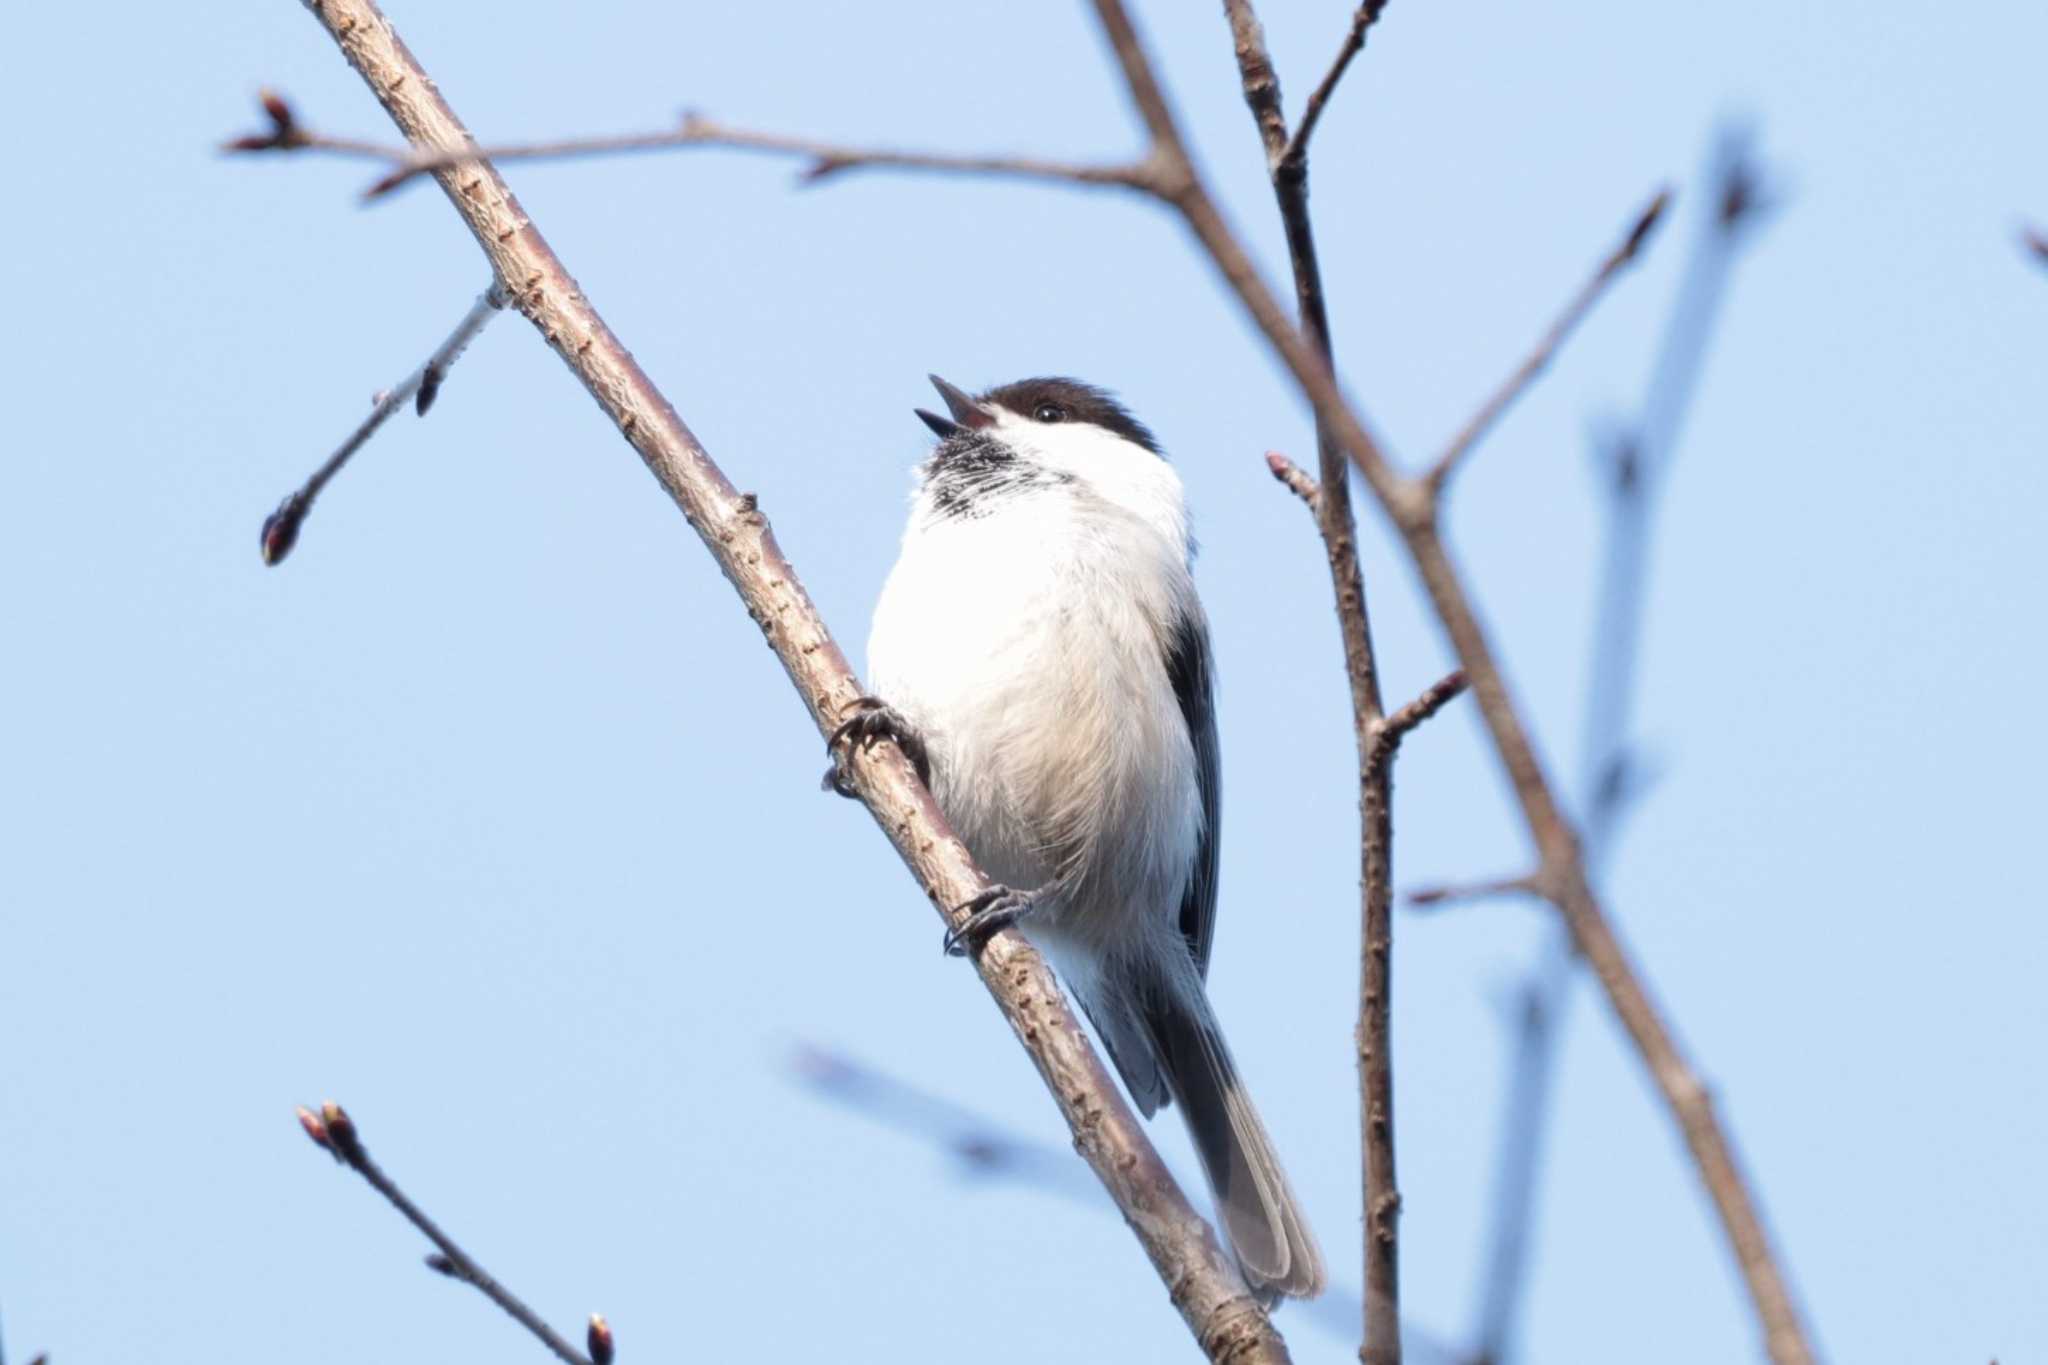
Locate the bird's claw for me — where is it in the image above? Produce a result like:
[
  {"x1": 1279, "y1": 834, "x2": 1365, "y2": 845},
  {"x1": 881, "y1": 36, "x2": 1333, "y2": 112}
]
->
[
  {"x1": 943, "y1": 885, "x2": 1036, "y2": 958},
  {"x1": 822, "y1": 696, "x2": 932, "y2": 799}
]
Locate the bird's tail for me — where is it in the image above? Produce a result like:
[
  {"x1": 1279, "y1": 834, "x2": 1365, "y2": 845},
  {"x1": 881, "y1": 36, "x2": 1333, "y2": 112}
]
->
[{"x1": 1143, "y1": 973, "x2": 1326, "y2": 1303}]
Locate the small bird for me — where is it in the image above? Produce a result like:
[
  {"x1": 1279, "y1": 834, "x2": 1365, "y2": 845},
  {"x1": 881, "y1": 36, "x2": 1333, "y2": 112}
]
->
[{"x1": 833, "y1": 375, "x2": 1325, "y2": 1302}]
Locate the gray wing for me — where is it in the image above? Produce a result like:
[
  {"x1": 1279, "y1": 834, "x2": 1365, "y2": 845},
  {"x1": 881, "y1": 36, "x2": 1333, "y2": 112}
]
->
[{"x1": 1164, "y1": 608, "x2": 1221, "y2": 979}]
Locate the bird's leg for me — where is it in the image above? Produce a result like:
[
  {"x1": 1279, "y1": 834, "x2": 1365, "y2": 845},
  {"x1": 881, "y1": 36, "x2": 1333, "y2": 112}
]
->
[
  {"x1": 821, "y1": 695, "x2": 932, "y2": 799},
  {"x1": 942, "y1": 884, "x2": 1041, "y2": 958}
]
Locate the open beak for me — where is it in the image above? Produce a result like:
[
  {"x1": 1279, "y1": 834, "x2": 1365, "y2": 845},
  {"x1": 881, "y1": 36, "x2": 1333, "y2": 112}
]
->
[{"x1": 915, "y1": 374, "x2": 991, "y2": 438}]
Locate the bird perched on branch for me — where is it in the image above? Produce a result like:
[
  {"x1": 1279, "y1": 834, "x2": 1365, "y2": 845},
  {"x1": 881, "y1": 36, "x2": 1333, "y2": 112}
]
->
[{"x1": 829, "y1": 374, "x2": 1324, "y2": 1302}]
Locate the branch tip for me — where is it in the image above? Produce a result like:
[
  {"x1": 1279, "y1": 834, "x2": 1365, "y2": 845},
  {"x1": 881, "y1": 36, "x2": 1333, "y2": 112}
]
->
[
  {"x1": 1264, "y1": 451, "x2": 1320, "y2": 507},
  {"x1": 1622, "y1": 187, "x2": 1674, "y2": 262},
  {"x1": 261, "y1": 492, "x2": 308, "y2": 566}
]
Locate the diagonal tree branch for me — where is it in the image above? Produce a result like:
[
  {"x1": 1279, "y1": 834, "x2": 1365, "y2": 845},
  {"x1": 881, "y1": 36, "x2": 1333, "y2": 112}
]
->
[
  {"x1": 1221, "y1": 5, "x2": 1408, "y2": 1358},
  {"x1": 1424, "y1": 190, "x2": 1670, "y2": 495},
  {"x1": 297, "y1": 1103, "x2": 595, "y2": 1365},
  {"x1": 1279, "y1": 2, "x2": 1383, "y2": 171},
  {"x1": 261, "y1": 280, "x2": 504, "y2": 564},
  {"x1": 270, "y1": 3, "x2": 1287, "y2": 1360}
]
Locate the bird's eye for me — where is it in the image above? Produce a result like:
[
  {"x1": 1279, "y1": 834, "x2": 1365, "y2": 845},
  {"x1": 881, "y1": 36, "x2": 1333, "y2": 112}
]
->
[{"x1": 1033, "y1": 402, "x2": 1067, "y2": 423}]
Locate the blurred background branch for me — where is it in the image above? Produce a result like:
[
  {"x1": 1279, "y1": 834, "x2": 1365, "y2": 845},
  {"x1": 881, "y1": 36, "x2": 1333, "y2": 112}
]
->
[{"x1": 1464, "y1": 124, "x2": 1775, "y2": 1365}]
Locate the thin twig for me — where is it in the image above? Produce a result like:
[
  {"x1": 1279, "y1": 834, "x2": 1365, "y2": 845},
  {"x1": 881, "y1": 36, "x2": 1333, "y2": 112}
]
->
[
  {"x1": 1365, "y1": 671, "x2": 1469, "y2": 781},
  {"x1": 260, "y1": 281, "x2": 504, "y2": 565},
  {"x1": 272, "y1": 5, "x2": 1286, "y2": 1359},
  {"x1": 1424, "y1": 188, "x2": 1670, "y2": 495},
  {"x1": 1467, "y1": 127, "x2": 1772, "y2": 1365},
  {"x1": 362, "y1": 114, "x2": 1150, "y2": 199},
  {"x1": 1224, "y1": 4, "x2": 1399, "y2": 1357},
  {"x1": 223, "y1": 95, "x2": 1153, "y2": 202},
  {"x1": 222, "y1": 87, "x2": 399, "y2": 160},
  {"x1": 1280, "y1": 3, "x2": 1386, "y2": 171},
  {"x1": 297, "y1": 1104, "x2": 593, "y2": 1365},
  {"x1": 1404, "y1": 873, "x2": 1543, "y2": 911}
]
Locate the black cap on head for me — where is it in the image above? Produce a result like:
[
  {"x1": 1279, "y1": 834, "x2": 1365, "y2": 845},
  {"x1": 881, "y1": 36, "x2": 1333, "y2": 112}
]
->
[{"x1": 981, "y1": 377, "x2": 1161, "y2": 454}]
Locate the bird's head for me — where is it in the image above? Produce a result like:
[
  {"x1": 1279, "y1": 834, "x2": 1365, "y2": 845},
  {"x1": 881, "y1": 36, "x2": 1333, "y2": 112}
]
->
[{"x1": 914, "y1": 374, "x2": 1177, "y2": 526}]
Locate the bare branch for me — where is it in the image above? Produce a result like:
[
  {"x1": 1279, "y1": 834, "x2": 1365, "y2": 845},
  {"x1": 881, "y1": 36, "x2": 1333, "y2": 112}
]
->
[
  {"x1": 1425, "y1": 188, "x2": 1670, "y2": 495},
  {"x1": 1365, "y1": 670, "x2": 1469, "y2": 780},
  {"x1": 260, "y1": 282, "x2": 504, "y2": 565},
  {"x1": 298, "y1": 1103, "x2": 593, "y2": 1365},
  {"x1": 271, "y1": 4, "x2": 1285, "y2": 1358},
  {"x1": 1227, "y1": 4, "x2": 1401, "y2": 1356},
  {"x1": 1404, "y1": 873, "x2": 1543, "y2": 911},
  {"x1": 361, "y1": 114, "x2": 1154, "y2": 199},
  {"x1": 1222, "y1": 0, "x2": 1289, "y2": 168},
  {"x1": 222, "y1": 87, "x2": 395, "y2": 159},
  {"x1": 226, "y1": 97, "x2": 1152, "y2": 201},
  {"x1": 1281, "y1": 3, "x2": 1387, "y2": 171}
]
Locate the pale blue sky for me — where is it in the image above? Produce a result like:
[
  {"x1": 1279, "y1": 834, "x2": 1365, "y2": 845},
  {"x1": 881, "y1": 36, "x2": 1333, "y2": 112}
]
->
[{"x1": 4, "y1": 3, "x2": 2044, "y2": 1362}]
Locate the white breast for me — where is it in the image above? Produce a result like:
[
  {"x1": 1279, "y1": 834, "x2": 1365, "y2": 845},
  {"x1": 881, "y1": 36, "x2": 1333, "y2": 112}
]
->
[{"x1": 867, "y1": 476, "x2": 1205, "y2": 958}]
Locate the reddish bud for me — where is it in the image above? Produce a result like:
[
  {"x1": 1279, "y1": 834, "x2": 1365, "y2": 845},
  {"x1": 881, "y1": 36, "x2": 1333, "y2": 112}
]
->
[
  {"x1": 260, "y1": 491, "x2": 307, "y2": 566},
  {"x1": 424, "y1": 1253, "x2": 460, "y2": 1278},
  {"x1": 296, "y1": 1105, "x2": 332, "y2": 1152},
  {"x1": 259, "y1": 88, "x2": 296, "y2": 134},
  {"x1": 415, "y1": 364, "x2": 444, "y2": 416},
  {"x1": 588, "y1": 1313, "x2": 615, "y2": 1365},
  {"x1": 319, "y1": 1101, "x2": 364, "y2": 1164}
]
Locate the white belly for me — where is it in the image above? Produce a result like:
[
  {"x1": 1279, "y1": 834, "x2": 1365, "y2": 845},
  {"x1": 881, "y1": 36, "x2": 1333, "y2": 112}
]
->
[{"x1": 866, "y1": 493, "x2": 1201, "y2": 957}]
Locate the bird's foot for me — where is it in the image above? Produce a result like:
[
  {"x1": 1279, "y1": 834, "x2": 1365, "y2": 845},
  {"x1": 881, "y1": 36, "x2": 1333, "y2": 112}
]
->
[
  {"x1": 943, "y1": 884, "x2": 1039, "y2": 958},
  {"x1": 822, "y1": 696, "x2": 932, "y2": 799}
]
